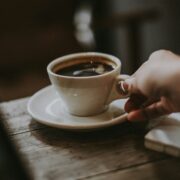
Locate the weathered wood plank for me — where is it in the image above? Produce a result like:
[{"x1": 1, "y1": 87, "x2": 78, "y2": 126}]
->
[
  {"x1": 0, "y1": 98, "x2": 29, "y2": 119},
  {"x1": 84, "y1": 158, "x2": 180, "y2": 180},
  {"x1": 1, "y1": 114, "x2": 45, "y2": 135},
  {"x1": 0, "y1": 98, "x2": 45, "y2": 135},
  {"x1": 0, "y1": 98, "x2": 176, "y2": 180},
  {"x1": 10, "y1": 124, "x2": 168, "y2": 180}
]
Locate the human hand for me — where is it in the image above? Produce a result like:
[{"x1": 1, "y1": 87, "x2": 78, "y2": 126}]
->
[{"x1": 123, "y1": 50, "x2": 180, "y2": 121}]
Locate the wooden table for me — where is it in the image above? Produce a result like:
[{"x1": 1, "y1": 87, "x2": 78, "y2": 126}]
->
[{"x1": 0, "y1": 98, "x2": 180, "y2": 180}]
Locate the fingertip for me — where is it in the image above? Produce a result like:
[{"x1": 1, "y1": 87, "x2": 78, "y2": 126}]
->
[{"x1": 127, "y1": 110, "x2": 146, "y2": 122}]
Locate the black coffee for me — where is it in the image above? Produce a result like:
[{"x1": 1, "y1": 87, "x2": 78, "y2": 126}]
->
[{"x1": 56, "y1": 61, "x2": 115, "y2": 77}]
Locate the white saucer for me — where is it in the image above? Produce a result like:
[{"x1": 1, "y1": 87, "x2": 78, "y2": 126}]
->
[{"x1": 27, "y1": 85, "x2": 128, "y2": 131}]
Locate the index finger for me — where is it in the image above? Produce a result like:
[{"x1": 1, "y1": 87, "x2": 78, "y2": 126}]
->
[{"x1": 125, "y1": 94, "x2": 147, "y2": 113}]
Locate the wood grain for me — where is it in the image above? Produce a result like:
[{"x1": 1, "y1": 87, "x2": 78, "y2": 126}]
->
[
  {"x1": 1, "y1": 98, "x2": 179, "y2": 180},
  {"x1": 85, "y1": 158, "x2": 180, "y2": 180}
]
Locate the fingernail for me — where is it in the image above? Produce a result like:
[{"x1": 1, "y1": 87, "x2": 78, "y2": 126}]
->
[
  {"x1": 117, "y1": 81, "x2": 129, "y2": 95},
  {"x1": 124, "y1": 77, "x2": 135, "y2": 92},
  {"x1": 122, "y1": 81, "x2": 129, "y2": 91}
]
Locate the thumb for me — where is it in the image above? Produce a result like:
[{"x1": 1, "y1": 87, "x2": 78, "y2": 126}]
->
[{"x1": 123, "y1": 77, "x2": 137, "y2": 94}]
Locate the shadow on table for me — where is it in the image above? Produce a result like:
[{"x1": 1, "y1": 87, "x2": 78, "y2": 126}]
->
[
  {"x1": 29, "y1": 119, "x2": 147, "y2": 145},
  {"x1": 0, "y1": 113, "x2": 32, "y2": 180},
  {"x1": 29, "y1": 119, "x2": 167, "y2": 160}
]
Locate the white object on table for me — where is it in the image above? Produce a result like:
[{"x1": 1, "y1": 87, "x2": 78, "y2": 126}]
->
[{"x1": 145, "y1": 113, "x2": 180, "y2": 157}]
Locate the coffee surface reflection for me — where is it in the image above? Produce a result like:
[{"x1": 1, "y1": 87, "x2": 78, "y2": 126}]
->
[{"x1": 56, "y1": 61, "x2": 115, "y2": 77}]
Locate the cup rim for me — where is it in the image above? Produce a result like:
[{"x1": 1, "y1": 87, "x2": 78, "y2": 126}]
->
[{"x1": 47, "y1": 52, "x2": 121, "y2": 79}]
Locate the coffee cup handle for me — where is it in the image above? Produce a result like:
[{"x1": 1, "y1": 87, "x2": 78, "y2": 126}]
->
[{"x1": 106, "y1": 74, "x2": 130, "y2": 104}]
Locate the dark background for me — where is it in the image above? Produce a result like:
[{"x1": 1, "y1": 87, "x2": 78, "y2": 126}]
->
[{"x1": 0, "y1": 0, "x2": 180, "y2": 101}]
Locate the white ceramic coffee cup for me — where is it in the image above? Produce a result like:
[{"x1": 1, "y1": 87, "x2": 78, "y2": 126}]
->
[{"x1": 47, "y1": 52, "x2": 129, "y2": 116}]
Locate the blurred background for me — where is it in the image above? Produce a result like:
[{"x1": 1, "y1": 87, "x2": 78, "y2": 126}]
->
[{"x1": 1, "y1": 0, "x2": 180, "y2": 101}]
